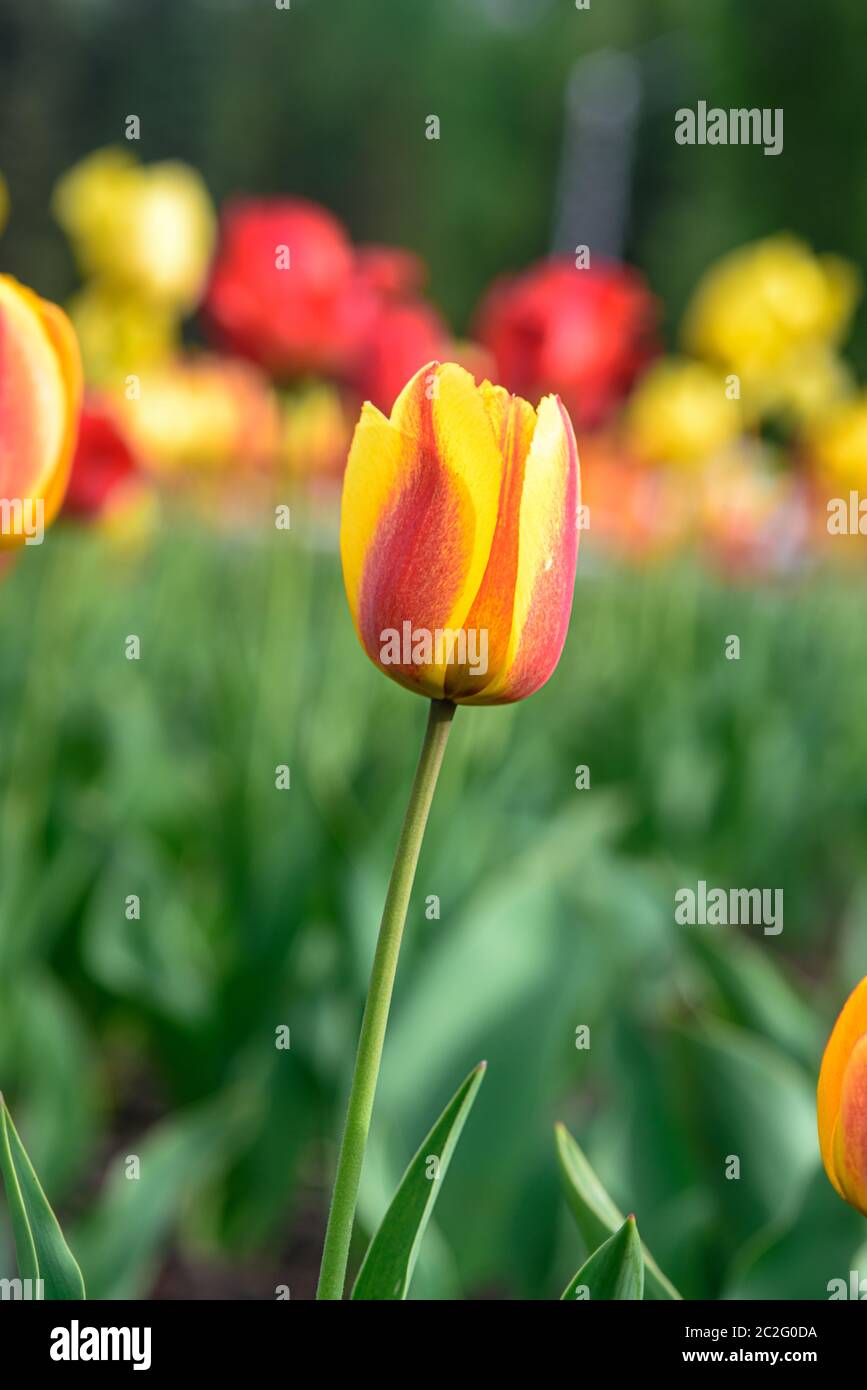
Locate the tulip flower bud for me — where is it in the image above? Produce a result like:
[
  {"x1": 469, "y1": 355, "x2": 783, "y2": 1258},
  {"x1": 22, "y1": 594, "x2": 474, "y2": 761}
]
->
[
  {"x1": 818, "y1": 976, "x2": 867, "y2": 1217},
  {"x1": 340, "y1": 361, "x2": 580, "y2": 705},
  {"x1": 0, "y1": 274, "x2": 82, "y2": 551}
]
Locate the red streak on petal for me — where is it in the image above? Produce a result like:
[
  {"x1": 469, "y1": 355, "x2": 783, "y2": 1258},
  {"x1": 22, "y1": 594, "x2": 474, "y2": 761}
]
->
[
  {"x1": 446, "y1": 393, "x2": 534, "y2": 699},
  {"x1": 0, "y1": 306, "x2": 41, "y2": 496},
  {"x1": 358, "y1": 396, "x2": 473, "y2": 683},
  {"x1": 494, "y1": 398, "x2": 579, "y2": 703}
]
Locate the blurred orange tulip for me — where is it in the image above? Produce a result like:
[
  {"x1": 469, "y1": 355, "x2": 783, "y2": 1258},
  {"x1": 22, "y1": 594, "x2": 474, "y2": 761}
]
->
[
  {"x1": 818, "y1": 977, "x2": 867, "y2": 1217},
  {"x1": 697, "y1": 447, "x2": 808, "y2": 577},
  {"x1": 341, "y1": 361, "x2": 580, "y2": 704},
  {"x1": 579, "y1": 438, "x2": 693, "y2": 562},
  {"x1": 0, "y1": 274, "x2": 82, "y2": 550}
]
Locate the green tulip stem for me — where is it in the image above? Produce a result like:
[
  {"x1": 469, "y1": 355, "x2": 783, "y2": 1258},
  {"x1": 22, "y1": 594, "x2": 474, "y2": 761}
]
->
[{"x1": 316, "y1": 696, "x2": 457, "y2": 1300}]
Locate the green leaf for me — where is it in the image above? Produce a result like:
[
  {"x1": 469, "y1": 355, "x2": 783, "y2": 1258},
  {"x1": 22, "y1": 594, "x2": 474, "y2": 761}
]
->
[
  {"x1": 0, "y1": 1093, "x2": 85, "y2": 1299},
  {"x1": 72, "y1": 1092, "x2": 250, "y2": 1299},
  {"x1": 555, "y1": 1123, "x2": 681, "y2": 1300},
  {"x1": 561, "y1": 1215, "x2": 644, "y2": 1300},
  {"x1": 352, "y1": 1061, "x2": 486, "y2": 1300},
  {"x1": 673, "y1": 1022, "x2": 817, "y2": 1253},
  {"x1": 684, "y1": 928, "x2": 821, "y2": 1071},
  {"x1": 725, "y1": 1168, "x2": 864, "y2": 1300}
]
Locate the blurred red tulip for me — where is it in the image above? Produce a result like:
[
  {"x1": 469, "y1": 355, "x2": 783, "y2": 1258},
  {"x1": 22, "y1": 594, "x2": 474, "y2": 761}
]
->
[
  {"x1": 202, "y1": 200, "x2": 451, "y2": 410},
  {"x1": 474, "y1": 257, "x2": 659, "y2": 431},
  {"x1": 354, "y1": 245, "x2": 427, "y2": 298},
  {"x1": 350, "y1": 297, "x2": 449, "y2": 414},
  {"x1": 202, "y1": 198, "x2": 374, "y2": 377},
  {"x1": 64, "y1": 397, "x2": 139, "y2": 517},
  {"x1": 349, "y1": 244, "x2": 471, "y2": 412}
]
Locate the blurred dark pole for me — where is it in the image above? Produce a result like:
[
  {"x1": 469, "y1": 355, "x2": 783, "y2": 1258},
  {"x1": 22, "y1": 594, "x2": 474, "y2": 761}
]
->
[{"x1": 552, "y1": 48, "x2": 641, "y2": 262}]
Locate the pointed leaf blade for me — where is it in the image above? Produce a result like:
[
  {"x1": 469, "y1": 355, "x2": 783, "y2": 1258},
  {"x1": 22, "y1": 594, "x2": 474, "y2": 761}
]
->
[
  {"x1": 0, "y1": 1096, "x2": 39, "y2": 1284},
  {"x1": 352, "y1": 1061, "x2": 486, "y2": 1300},
  {"x1": 561, "y1": 1215, "x2": 644, "y2": 1300},
  {"x1": 0, "y1": 1094, "x2": 86, "y2": 1299},
  {"x1": 555, "y1": 1122, "x2": 680, "y2": 1300}
]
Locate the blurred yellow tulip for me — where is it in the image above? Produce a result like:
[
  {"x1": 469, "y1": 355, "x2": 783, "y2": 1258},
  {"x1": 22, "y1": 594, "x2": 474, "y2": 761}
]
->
[
  {"x1": 808, "y1": 393, "x2": 867, "y2": 492},
  {"x1": 683, "y1": 236, "x2": 859, "y2": 425},
  {"x1": 53, "y1": 148, "x2": 131, "y2": 259},
  {"x1": 116, "y1": 354, "x2": 280, "y2": 474},
  {"x1": 283, "y1": 383, "x2": 352, "y2": 479},
  {"x1": 625, "y1": 358, "x2": 741, "y2": 466},
  {"x1": 746, "y1": 344, "x2": 855, "y2": 428},
  {"x1": 53, "y1": 148, "x2": 215, "y2": 311},
  {"x1": 68, "y1": 283, "x2": 177, "y2": 387},
  {"x1": 684, "y1": 235, "x2": 858, "y2": 368}
]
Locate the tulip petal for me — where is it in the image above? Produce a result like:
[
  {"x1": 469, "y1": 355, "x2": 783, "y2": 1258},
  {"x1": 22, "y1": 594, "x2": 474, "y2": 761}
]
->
[
  {"x1": 831, "y1": 1035, "x2": 867, "y2": 1214},
  {"x1": 387, "y1": 362, "x2": 505, "y2": 637},
  {"x1": 0, "y1": 280, "x2": 65, "y2": 494},
  {"x1": 462, "y1": 394, "x2": 579, "y2": 704},
  {"x1": 443, "y1": 381, "x2": 537, "y2": 699},
  {"x1": 0, "y1": 275, "x2": 82, "y2": 548},
  {"x1": 341, "y1": 362, "x2": 503, "y2": 697},
  {"x1": 341, "y1": 400, "x2": 406, "y2": 629},
  {"x1": 32, "y1": 296, "x2": 84, "y2": 522},
  {"x1": 818, "y1": 975, "x2": 867, "y2": 1198}
]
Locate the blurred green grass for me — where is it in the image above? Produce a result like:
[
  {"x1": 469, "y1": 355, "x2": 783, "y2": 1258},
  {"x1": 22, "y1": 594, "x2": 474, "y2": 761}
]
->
[{"x1": 1, "y1": 523, "x2": 866, "y2": 1298}]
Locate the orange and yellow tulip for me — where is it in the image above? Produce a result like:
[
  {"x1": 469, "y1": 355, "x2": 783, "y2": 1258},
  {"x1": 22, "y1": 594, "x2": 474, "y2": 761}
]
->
[
  {"x1": 0, "y1": 274, "x2": 82, "y2": 550},
  {"x1": 818, "y1": 977, "x2": 867, "y2": 1217},
  {"x1": 340, "y1": 361, "x2": 580, "y2": 705}
]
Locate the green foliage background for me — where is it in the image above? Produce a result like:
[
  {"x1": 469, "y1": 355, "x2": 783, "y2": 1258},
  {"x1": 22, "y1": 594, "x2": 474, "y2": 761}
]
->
[
  {"x1": 1, "y1": 525, "x2": 866, "y2": 1297},
  {"x1": 0, "y1": 0, "x2": 866, "y2": 1299}
]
